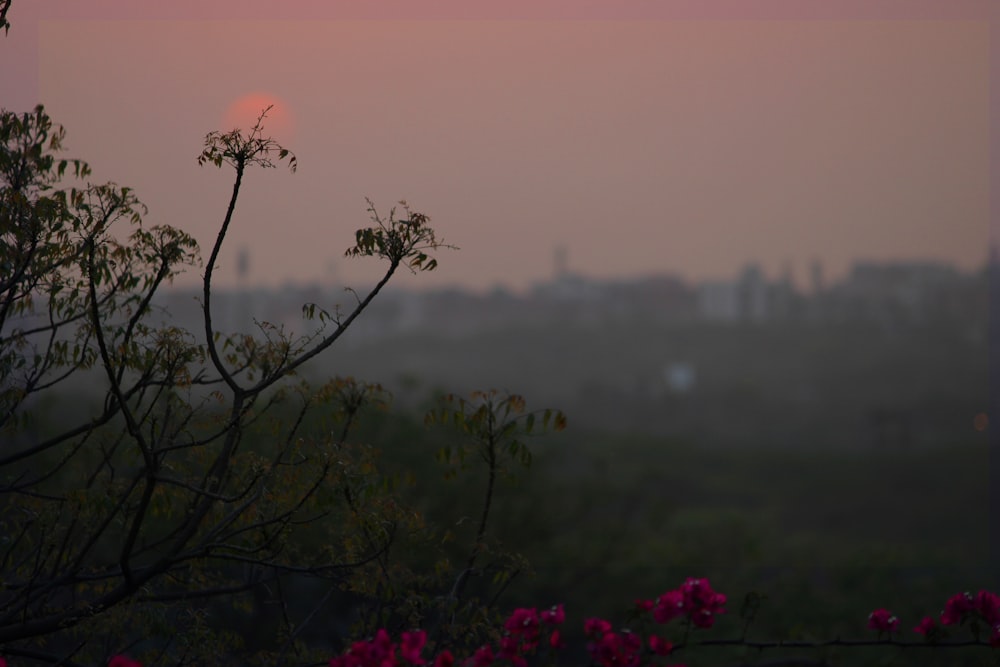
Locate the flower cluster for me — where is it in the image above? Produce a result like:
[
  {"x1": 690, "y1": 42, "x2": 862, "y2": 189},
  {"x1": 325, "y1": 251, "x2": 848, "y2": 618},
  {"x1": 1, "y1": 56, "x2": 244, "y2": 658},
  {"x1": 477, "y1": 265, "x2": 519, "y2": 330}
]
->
[
  {"x1": 584, "y1": 620, "x2": 643, "y2": 667},
  {"x1": 869, "y1": 589, "x2": 1000, "y2": 647},
  {"x1": 329, "y1": 605, "x2": 566, "y2": 667},
  {"x1": 581, "y1": 616, "x2": 685, "y2": 667},
  {"x1": 109, "y1": 658, "x2": 142, "y2": 667},
  {"x1": 5, "y1": 584, "x2": 1000, "y2": 667},
  {"x1": 867, "y1": 608, "x2": 899, "y2": 633},
  {"x1": 939, "y1": 590, "x2": 1000, "y2": 646},
  {"x1": 578, "y1": 576, "x2": 727, "y2": 667},
  {"x1": 329, "y1": 629, "x2": 442, "y2": 667},
  {"x1": 495, "y1": 604, "x2": 566, "y2": 667},
  {"x1": 637, "y1": 577, "x2": 728, "y2": 629}
]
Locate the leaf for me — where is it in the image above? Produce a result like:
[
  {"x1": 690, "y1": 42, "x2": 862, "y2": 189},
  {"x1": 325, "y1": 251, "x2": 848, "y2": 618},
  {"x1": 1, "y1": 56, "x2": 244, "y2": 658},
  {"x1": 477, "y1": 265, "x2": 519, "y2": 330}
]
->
[{"x1": 554, "y1": 412, "x2": 567, "y2": 431}]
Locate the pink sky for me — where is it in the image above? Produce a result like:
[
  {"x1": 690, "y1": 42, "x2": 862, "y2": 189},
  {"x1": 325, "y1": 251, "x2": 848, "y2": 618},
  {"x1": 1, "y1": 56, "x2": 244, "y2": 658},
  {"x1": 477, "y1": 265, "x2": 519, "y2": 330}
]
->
[{"x1": 2, "y1": 1, "x2": 995, "y2": 292}]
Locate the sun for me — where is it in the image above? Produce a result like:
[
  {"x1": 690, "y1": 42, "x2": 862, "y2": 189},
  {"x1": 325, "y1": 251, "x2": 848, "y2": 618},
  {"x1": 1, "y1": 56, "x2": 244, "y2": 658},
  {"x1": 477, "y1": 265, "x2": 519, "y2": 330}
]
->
[{"x1": 223, "y1": 92, "x2": 295, "y2": 143}]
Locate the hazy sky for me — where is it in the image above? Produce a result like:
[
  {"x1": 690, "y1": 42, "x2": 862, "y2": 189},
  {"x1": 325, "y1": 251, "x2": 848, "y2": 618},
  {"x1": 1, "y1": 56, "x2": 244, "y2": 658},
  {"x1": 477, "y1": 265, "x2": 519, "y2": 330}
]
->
[{"x1": 2, "y1": 1, "x2": 995, "y2": 292}]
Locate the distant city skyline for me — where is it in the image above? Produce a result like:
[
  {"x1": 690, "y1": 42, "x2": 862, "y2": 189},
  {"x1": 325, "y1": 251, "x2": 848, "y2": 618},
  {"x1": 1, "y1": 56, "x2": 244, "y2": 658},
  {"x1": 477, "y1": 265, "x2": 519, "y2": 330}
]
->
[
  {"x1": 152, "y1": 252, "x2": 987, "y2": 350},
  {"x1": 178, "y1": 245, "x2": 988, "y2": 296},
  {"x1": 3, "y1": 1, "x2": 992, "y2": 293}
]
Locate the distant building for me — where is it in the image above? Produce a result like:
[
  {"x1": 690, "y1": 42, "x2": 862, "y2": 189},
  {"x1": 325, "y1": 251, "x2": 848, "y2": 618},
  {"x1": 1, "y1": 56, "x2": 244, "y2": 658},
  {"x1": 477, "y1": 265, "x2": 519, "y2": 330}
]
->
[
  {"x1": 738, "y1": 263, "x2": 768, "y2": 323},
  {"x1": 698, "y1": 281, "x2": 741, "y2": 322},
  {"x1": 532, "y1": 273, "x2": 604, "y2": 302},
  {"x1": 833, "y1": 260, "x2": 962, "y2": 325},
  {"x1": 697, "y1": 262, "x2": 793, "y2": 324}
]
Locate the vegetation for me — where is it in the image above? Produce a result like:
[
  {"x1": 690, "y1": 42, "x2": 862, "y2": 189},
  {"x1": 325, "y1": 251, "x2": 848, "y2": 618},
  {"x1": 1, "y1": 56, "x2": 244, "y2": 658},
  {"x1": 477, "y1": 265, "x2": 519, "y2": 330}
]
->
[{"x1": 0, "y1": 103, "x2": 567, "y2": 665}]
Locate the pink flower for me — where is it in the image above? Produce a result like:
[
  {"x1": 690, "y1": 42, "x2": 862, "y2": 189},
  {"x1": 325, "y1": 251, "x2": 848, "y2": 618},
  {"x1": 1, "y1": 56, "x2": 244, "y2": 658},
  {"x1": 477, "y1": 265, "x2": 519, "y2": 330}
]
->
[
  {"x1": 504, "y1": 608, "x2": 540, "y2": 634},
  {"x1": 868, "y1": 608, "x2": 899, "y2": 633},
  {"x1": 498, "y1": 635, "x2": 521, "y2": 661},
  {"x1": 941, "y1": 592, "x2": 974, "y2": 625},
  {"x1": 913, "y1": 616, "x2": 937, "y2": 636},
  {"x1": 587, "y1": 630, "x2": 642, "y2": 667},
  {"x1": 331, "y1": 629, "x2": 397, "y2": 667},
  {"x1": 433, "y1": 651, "x2": 454, "y2": 667},
  {"x1": 973, "y1": 590, "x2": 1000, "y2": 626},
  {"x1": 691, "y1": 607, "x2": 719, "y2": 629},
  {"x1": 652, "y1": 591, "x2": 684, "y2": 624},
  {"x1": 680, "y1": 578, "x2": 727, "y2": 619},
  {"x1": 503, "y1": 607, "x2": 541, "y2": 651},
  {"x1": 648, "y1": 634, "x2": 673, "y2": 656},
  {"x1": 109, "y1": 657, "x2": 142, "y2": 667},
  {"x1": 584, "y1": 617, "x2": 612, "y2": 638},
  {"x1": 540, "y1": 604, "x2": 566, "y2": 625},
  {"x1": 471, "y1": 644, "x2": 494, "y2": 667},
  {"x1": 400, "y1": 631, "x2": 427, "y2": 665},
  {"x1": 548, "y1": 630, "x2": 566, "y2": 649},
  {"x1": 634, "y1": 599, "x2": 654, "y2": 613},
  {"x1": 497, "y1": 639, "x2": 527, "y2": 667},
  {"x1": 653, "y1": 578, "x2": 727, "y2": 627}
]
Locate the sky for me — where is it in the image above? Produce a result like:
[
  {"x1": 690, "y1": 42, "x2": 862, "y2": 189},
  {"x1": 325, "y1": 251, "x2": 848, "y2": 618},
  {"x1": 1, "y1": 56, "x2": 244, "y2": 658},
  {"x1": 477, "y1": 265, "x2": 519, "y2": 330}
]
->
[{"x1": 1, "y1": 1, "x2": 996, "y2": 293}]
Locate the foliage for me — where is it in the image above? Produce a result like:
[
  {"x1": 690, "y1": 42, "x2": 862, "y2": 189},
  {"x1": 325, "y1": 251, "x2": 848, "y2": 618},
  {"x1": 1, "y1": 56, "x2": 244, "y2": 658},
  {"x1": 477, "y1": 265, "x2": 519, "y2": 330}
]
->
[
  {"x1": 0, "y1": 104, "x2": 567, "y2": 666},
  {"x1": 0, "y1": 0, "x2": 11, "y2": 35}
]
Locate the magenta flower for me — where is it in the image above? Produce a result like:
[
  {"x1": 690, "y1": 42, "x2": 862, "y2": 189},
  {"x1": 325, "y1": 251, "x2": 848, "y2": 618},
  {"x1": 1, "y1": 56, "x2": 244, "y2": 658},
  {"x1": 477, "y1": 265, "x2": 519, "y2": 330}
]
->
[
  {"x1": 330, "y1": 629, "x2": 397, "y2": 667},
  {"x1": 400, "y1": 631, "x2": 427, "y2": 665},
  {"x1": 691, "y1": 608, "x2": 719, "y2": 629},
  {"x1": 109, "y1": 657, "x2": 142, "y2": 667},
  {"x1": 652, "y1": 590, "x2": 685, "y2": 624},
  {"x1": 868, "y1": 608, "x2": 899, "y2": 633},
  {"x1": 587, "y1": 630, "x2": 642, "y2": 667},
  {"x1": 540, "y1": 603, "x2": 566, "y2": 625},
  {"x1": 584, "y1": 617, "x2": 612, "y2": 638},
  {"x1": 913, "y1": 616, "x2": 937, "y2": 636},
  {"x1": 433, "y1": 651, "x2": 454, "y2": 667},
  {"x1": 942, "y1": 592, "x2": 974, "y2": 625},
  {"x1": 648, "y1": 634, "x2": 674, "y2": 656},
  {"x1": 471, "y1": 644, "x2": 494, "y2": 667},
  {"x1": 973, "y1": 590, "x2": 1000, "y2": 626},
  {"x1": 652, "y1": 578, "x2": 727, "y2": 627},
  {"x1": 503, "y1": 607, "x2": 541, "y2": 652},
  {"x1": 498, "y1": 643, "x2": 526, "y2": 667},
  {"x1": 498, "y1": 635, "x2": 521, "y2": 660},
  {"x1": 504, "y1": 608, "x2": 539, "y2": 634}
]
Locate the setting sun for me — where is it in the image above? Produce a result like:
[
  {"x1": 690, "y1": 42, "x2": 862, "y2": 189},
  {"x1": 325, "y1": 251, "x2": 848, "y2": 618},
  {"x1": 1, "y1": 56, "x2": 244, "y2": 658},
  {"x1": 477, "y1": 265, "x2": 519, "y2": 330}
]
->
[{"x1": 223, "y1": 92, "x2": 294, "y2": 142}]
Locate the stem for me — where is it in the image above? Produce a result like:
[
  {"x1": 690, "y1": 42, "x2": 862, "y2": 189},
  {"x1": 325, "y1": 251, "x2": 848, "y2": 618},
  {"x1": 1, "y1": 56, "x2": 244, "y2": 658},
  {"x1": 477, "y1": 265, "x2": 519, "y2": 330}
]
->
[{"x1": 202, "y1": 157, "x2": 245, "y2": 392}]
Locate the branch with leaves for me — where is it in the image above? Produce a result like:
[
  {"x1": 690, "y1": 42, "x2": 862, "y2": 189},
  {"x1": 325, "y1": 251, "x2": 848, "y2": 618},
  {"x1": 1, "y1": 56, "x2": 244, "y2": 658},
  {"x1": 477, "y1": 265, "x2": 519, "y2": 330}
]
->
[{"x1": 0, "y1": 104, "x2": 470, "y2": 666}]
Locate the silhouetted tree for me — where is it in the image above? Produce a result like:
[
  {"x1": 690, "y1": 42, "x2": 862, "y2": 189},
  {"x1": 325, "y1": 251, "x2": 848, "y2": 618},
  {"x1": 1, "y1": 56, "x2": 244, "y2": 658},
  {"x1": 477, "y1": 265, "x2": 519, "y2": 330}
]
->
[{"x1": 0, "y1": 104, "x2": 562, "y2": 666}]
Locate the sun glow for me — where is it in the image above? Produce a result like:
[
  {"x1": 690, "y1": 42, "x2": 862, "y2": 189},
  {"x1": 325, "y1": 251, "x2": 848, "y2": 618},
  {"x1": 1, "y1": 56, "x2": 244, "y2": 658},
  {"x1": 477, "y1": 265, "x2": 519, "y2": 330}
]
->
[{"x1": 223, "y1": 92, "x2": 295, "y2": 143}]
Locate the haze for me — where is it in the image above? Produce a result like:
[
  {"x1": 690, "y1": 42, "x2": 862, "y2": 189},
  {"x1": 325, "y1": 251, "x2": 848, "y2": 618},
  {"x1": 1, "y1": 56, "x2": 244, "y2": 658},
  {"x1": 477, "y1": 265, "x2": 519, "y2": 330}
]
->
[{"x1": 2, "y1": 1, "x2": 991, "y2": 292}]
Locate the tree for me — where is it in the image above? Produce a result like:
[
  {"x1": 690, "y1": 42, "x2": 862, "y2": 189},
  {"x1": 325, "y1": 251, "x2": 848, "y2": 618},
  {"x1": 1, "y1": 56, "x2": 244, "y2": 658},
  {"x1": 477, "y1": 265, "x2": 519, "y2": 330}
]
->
[
  {"x1": 0, "y1": 104, "x2": 562, "y2": 666},
  {"x1": 0, "y1": 0, "x2": 12, "y2": 35}
]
